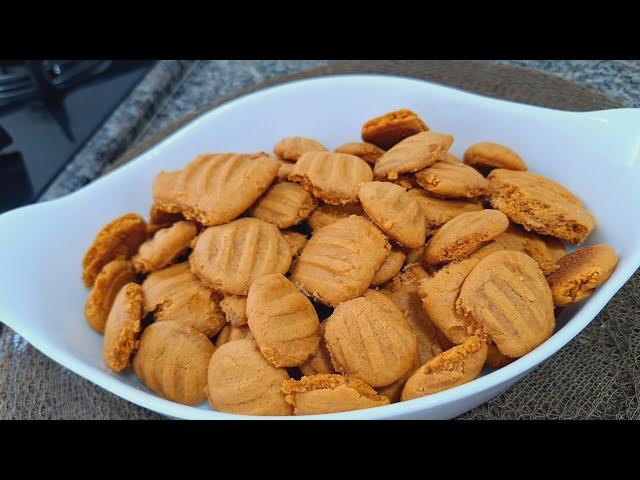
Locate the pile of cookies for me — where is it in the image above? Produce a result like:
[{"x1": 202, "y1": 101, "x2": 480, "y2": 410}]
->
[{"x1": 81, "y1": 109, "x2": 619, "y2": 416}]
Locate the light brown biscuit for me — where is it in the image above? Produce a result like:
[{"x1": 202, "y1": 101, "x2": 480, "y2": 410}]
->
[
  {"x1": 323, "y1": 291, "x2": 418, "y2": 387},
  {"x1": 85, "y1": 259, "x2": 137, "y2": 333},
  {"x1": 282, "y1": 374, "x2": 389, "y2": 415},
  {"x1": 214, "y1": 324, "x2": 252, "y2": 347},
  {"x1": 246, "y1": 274, "x2": 320, "y2": 367},
  {"x1": 547, "y1": 244, "x2": 618, "y2": 306},
  {"x1": 359, "y1": 181, "x2": 426, "y2": 248},
  {"x1": 249, "y1": 181, "x2": 317, "y2": 228},
  {"x1": 132, "y1": 220, "x2": 197, "y2": 273},
  {"x1": 298, "y1": 324, "x2": 335, "y2": 376},
  {"x1": 220, "y1": 295, "x2": 247, "y2": 327},
  {"x1": 335, "y1": 142, "x2": 385, "y2": 165},
  {"x1": 456, "y1": 250, "x2": 555, "y2": 358},
  {"x1": 133, "y1": 321, "x2": 215, "y2": 405},
  {"x1": 152, "y1": 153, "x2": 280, "y2": 226},
  {"x1": 372, "y1": 248, "x2": 407, "y2": 287},
  {"x1": 290, "y1": 216, "x2": 390, "y2": 306},
  {"x1": 408, "y1": 188, "x2": 483, "y2": 236},
  {"x1": 207, "y1": 338, "x2": 292, "y2": 415},
  {"x1": 190, "y1": 217, "x2": 292, "y2": 296},
  {"x1": 401, "y1": 336, "x2": 488, "y2": 401},
  {"x1": 463, "y1": 142, "x2": 527, "y2": 172},
  {"x1": 415, "y1": 160, "x2": 489, "y2": 199},
  {"x1": 361, "y1": 109, "x2": 428, "y2": 150},
  {"x1": 374, "y1": 131, "x2": 453, "y2": 180},
  {"x1": 273, "y1": 136, "x2": 327, "y2": 161},
  {"x1": 281, "y1": 231, "x2": 308, "y2": 257},
  {"x1": 424, "y1": 209, "x2": 509, "y2": 265},
  {"x1": 82, "y1": 213, "x2": 148, "y2": 287},
  {"x1": 141, "y1": 262, "x2": 226, "y2": 337},
  {"x1": 103, "y1": 283, "x2": 143, "y2": 372},
  {"x1": 487, "y1": 169, "x2": 595, "y2": 244},
  {"x1": 289, "y1": 151, "x2": 373, "y2": 205},
  {"x1": 306, "y1": 203, "x2": 365, "y2": 231}
]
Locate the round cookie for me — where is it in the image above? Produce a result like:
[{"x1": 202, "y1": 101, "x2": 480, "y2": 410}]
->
[
  {"x1": 463, "y1": 142, "x2": 527, "y2": 172},
  {"x1": 82, "y1": 212, "x2": 148, "y2": 287},
  {"x1": 371, "y1": 248, "x2": 407, "y2": 287},
  {"x1": 456, "y1": 250, "x2": 555, "y2": 358},
  {"x1": 335, "y1": 142, "x2": 385, "y2": 165},
  {"x1": 424, "y1": 209, "x2": 509, "y2": 265},
  {"x1": 273, "y1": 136, "x2": 327, "y2": 161},
  {"x1": 361, "y1": 109, "x2": 428, "y2": 150},
  {"x1": 359, "y1": 181, "x2": 426, "y2": 248},
  {"x1": 401, "y1": 336, "x2": 488, "y2": 401},
  {"x1": 103, "y1": 283, "x2": 143, "y2": 372},
  {"x1": 289, "y1": 151, "x2": 373, "y2": 205},
  {"x1": 190, "y1": 217, "x2": 292, "y2": 296},
  {"x1": 306, "y1": 203, "x2": 365, "y2": 231},
  {"x1": 249, "y1": 181, "x2": 317, "y2": 229},
  {"x1": 206, "y1": 338, "x2": 292, "y2": 416},
  {"x1": 246, "y1": 273, "x2": 320, "y2": 367},
  {"x1": 215, "y1": 324, "x2": 252, "y2": 347},
  {"x1": 547, "y1": 243, "x2": 618, "y2": 306},
  {"x1": 408, "y1": 188, "x2": 483, "y2": 236},
  {"x1": 323, "y1": 290, "x2": 418, "y2": 388},
  {"x1": 85, "y1": 258, "x2": 137, "y2": 333},
  {"x1": 133, "y1": 220, "x2": 197, "y2": 273},
  {"x1": 415, "y1": 160, "x2": 489, "y2": 199},
  {"x1": 133, "y1": 321, "x2": 215, "y2": 405},
  {"x1": 219, "y1": 295, "x2": 248, "y2": 327},
  {"x1": 282, "y1": 374, "x2": 389, "y2": 415}
]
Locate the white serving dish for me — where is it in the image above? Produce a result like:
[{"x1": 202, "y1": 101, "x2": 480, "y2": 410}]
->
[{"x1": 0, "y1": 74, "x2": 638, "y2": 420}]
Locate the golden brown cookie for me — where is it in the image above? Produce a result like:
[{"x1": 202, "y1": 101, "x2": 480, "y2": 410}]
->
[
  {"x1": 281, "y1": 231, "x2": 308, "y2": 257},
  {"x1": 323, "y1": 291, "x2": 418, "y2": 387},
  {"x1": 547, "y1": 244, "x2": 618, "y2": 306},
  {"x1": 190, "y1": 217, "x2": 292, "y2": 296},
  {"x1": 246, "y1": 273, "x2": 320, "y2": 367},
  {"x1": 415, "y1": 160, "x2": 489, "y2": 199},
  {"x1": 219, "y1": 295, "x2": 247, "y2": 327},
  {"x1": 289, "y1": 151, "x2": 373, "y2": 205},
  {"x1": 487, "y1": 169, "x2": 595, "y2": 244},
  {"x1": 82, "y1": 213, "x2": 148, "y2": 287},
  {"x1": 359, "y1": 181, "x2": 426, "y2": 248},
  {"x1": 142, "y1": 262, "x2": 226, "y2": 337},
  {"x1": 133, "y1": 321, "x2": 215, "y2": 405},
  {"x1": 298, "y1": 324, "x2": 335, "y2": 376},
  {"x1": 103, "y1": 283, "x2": 143, "y2": 372},
  {"x1": 84, "y1": 259, "x2": 137, "y2": 333},
  {"x1": 401, "y1": 336, "x2": 488, "y2": 401},
  {"x1": 152, "y1": 153, "x2": 280, "y2": 227},
  {"x1": 335, "y1": 142, "x2": 385, "y2": 165},
  {"x1": 273, "y1": 136, "x2": 327, "y2": 161},
  {"x1": 361, "y1": 109, "x2": 428, "y2": 150},
  {"x1": 249, "y1": 181, "x2": 317, "y2": 228},
  {"x1": 132, "y1": 220, "x2": 197, "y2": 273},
  {"x1": 214, "y1": 324, "x2": 252, "y2": 347},
  {"x1": 290, "y1": 216, "x2": 390, "y2": 306},
  {"x1": 463, "y1": 142, "x2": 527, "y2": 172},
  {"x1": 456, "y1": 250, "x2": 555, "y2": 358},
  {"x1": 306, "y1": 203, "x2": 365, "y2": 231},
  {"x1": 206, "y1": 338, "x2": 292, "y2": 415},
  {"x1": 282, "y1": 374, "x2": 389, "y2": 415},
  {"x1": 374, "y1": 131, "x2": 453, "y2": 180},
  {"x1": 408, "y1": 188, "x2": 483, "y2": 236},
  {"x1": 275, "y1": 158, "x2": 295, "y2": 181},
  {"x1": 371, "y1": 248, "x2": 407, "y2": 286},
  {"x1": 424, "y1": 209, "x2": 509, "y2": 265}
]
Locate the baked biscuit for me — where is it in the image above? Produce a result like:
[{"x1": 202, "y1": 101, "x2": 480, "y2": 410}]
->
[
  {"x1": 488, "y1": 169, "x2": 595, "y2": 244},
  {"x1": 85, "y1": 259, "x2": 137, "y2": 333},
  {"x1": 289, "y1": 151, "x2": 373, "y2": 205},
  {"x1": 335, "y1": 142, "x2": 385, "y2": 165},
  {"x1": 276, "y1": 159, "x2": 295, "y2": 181},
  {"x1": 273, "y1": 136, "x2": 327, "y2": 161},
  {"x1": 282, "y1": 374, "x2": 389, "y2": 415},
  {"x1": 206, "y1": 338, "x2": 292, "y2": 415},
  {"x1": 142, "y1": 262, "x2": 226, "y2": 337},
  {"x1": 215, "y1": 324, "x2": 252, "y2": 347},
  {"x1": 371, "y1": 248, "x2": 407, "y2": 287},
  {"x1": 133, "y1": 220, "x2": 197, "y2": 273},
  {"x1": 290, "y1": 216, "x2": 389, "y2": 306},
  {"x1": 298, "y1": 324, "x2": 335, "y2": 376},
  {"x1": 133, "y1": 321, "x2": 215, "y2": 405},
  {"x1": 190, "y1": 218, "x2": 292, "y2": 296},
  {"x1": 82, "y1": 213, "x2": 148, "y2": 287},
  {"x1": 152, "y1": 153, "x2": 280, "y2": 226},
  {"x1": 220, "y1": 295, "x2": 247, "y2": 327},
  {"x1": 306, "y1": 203, "x2": 365, "y2": 231},
  {"x1": 361, "y1": 109, "x2": 428, "y2": 150},
  {"x1": 323, "y1": 291, "x2": 418, "y2": 387},
  {"x1": 281, "y1": 231, "x2": 308, "y2": 257},
  {"x1": 463, "y1": 142, "x2": 527, "y2": 172},
  {"x1": 408, "y1": 188, "x2": 483, "y2": 236},
  {"x1": 547, "y1": 244, "x2": 618, "y2": 306},
  {"x1": 359, "y1": 181, "x2": 426, "y2": 248},
  {"x1": 456, "y1": 250, "x2": 555, "y2": 358},
  {"x1": 415, "y1": 161, "x2": 489, "y2": 199},
  {"x1": 374, "y1": 131, "x2": 453, "y2": 180},
  {"x1": 424, "y1": 209, "x2": 509, "y2": 265},
  {"x1": 246, "y1": 274, "x2": 320, "y2": 367},
  {"x1": 103, "y1": 283, "x2": 143, "y2": 372},
  {"x1": 249, "y1": 181, "x2": 317, "y2": 228},
  {"x1": 401, "y1": 336, "x2": 488, "y2": 401}
]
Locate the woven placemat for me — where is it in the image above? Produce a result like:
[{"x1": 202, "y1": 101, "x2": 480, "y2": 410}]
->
[{"x1": 1, "y1": 60, "x2": 637, "y2": 420}]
